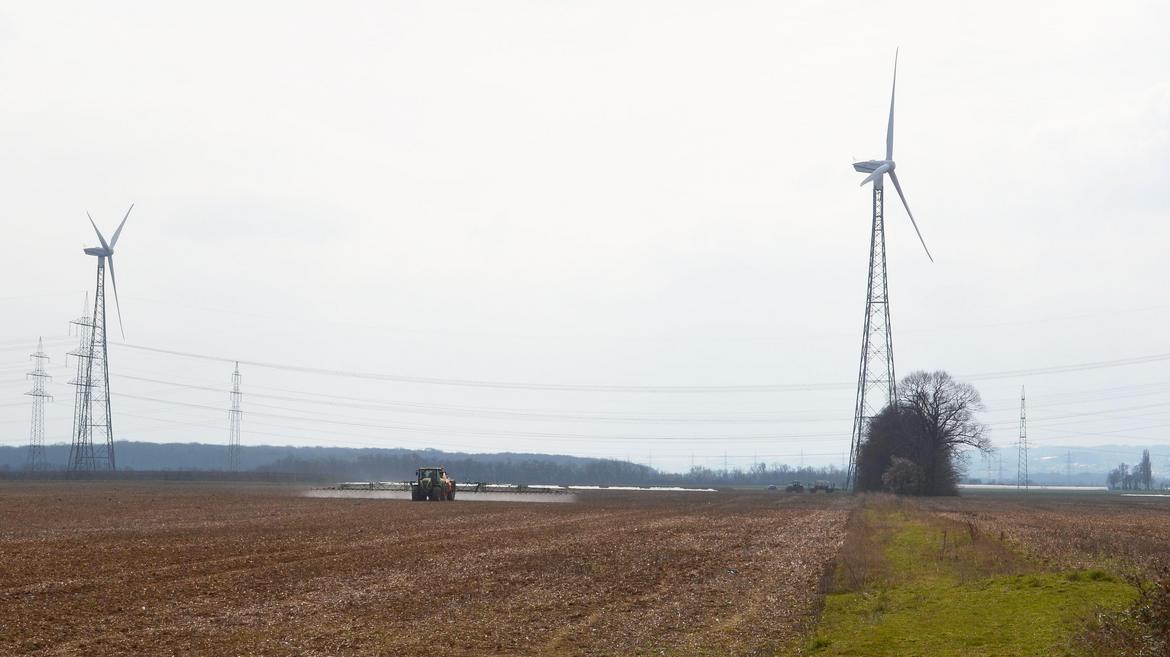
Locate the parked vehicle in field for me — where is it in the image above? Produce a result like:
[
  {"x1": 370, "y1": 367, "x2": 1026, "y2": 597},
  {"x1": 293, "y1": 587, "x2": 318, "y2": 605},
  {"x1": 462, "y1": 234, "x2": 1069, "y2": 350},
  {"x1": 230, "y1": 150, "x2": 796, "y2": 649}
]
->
[
  {"x1": 411, "y1": 466, "x2": 456, "y2": 501},
  {"x1": 811, "y1": 480, "x2": 836, "y2": 493},
  {"x1": 766, "y1": 484, "x2": 778, "y2": 491},
  {"x1": 784, "y1": 481, "x2": 805, "y2": 493}
]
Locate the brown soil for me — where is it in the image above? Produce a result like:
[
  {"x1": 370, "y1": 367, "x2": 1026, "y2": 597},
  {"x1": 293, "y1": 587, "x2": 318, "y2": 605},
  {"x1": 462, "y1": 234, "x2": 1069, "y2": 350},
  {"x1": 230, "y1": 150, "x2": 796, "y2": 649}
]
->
[
  {"x1": 921, "y1": 493, "x2": 1170, "y2": 574},
  {"x1": 0, "y1": 482, "x2": 849, "y2": 656}
]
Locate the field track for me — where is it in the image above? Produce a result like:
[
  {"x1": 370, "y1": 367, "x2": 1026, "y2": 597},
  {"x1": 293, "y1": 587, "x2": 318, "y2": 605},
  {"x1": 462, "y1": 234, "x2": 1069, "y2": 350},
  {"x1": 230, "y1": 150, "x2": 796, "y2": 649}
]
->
[{"x1": 0, "y1": 482, "x2": 848, "y2": 656}]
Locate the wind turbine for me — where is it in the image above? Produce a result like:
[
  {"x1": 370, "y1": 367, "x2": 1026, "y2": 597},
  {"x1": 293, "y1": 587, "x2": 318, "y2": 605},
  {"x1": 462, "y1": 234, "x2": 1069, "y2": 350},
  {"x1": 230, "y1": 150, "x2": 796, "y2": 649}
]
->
[
  {"x1": 68, "y1": 204, "x2": 133, "y2": 472},
  {"x1": 83, "y1": 205, "x2": 132, "y2": 339},
  {"x1": 845, "y1": 52, "x2": 933, "y2": 491}
]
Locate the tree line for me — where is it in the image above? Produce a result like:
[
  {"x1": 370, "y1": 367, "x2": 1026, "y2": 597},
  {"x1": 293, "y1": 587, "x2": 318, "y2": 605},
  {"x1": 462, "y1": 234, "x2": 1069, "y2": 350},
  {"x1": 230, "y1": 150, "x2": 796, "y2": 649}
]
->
[
  {"x1": 0, "y1": 441, "x2": 844, "y2": 487},
  {"x1": 1107, "y1": 450, "x2": 1156, "y2": 490},
  {"x1": 259, "y1": 453, "x2": 843, "y2": 487}
]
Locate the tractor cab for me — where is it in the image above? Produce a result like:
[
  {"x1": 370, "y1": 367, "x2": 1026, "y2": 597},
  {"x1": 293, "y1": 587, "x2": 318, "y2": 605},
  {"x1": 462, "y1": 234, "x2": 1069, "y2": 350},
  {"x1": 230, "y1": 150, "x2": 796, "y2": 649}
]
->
[{"x1": 412, "y1": 466, "x2": 456, "y2": 501}]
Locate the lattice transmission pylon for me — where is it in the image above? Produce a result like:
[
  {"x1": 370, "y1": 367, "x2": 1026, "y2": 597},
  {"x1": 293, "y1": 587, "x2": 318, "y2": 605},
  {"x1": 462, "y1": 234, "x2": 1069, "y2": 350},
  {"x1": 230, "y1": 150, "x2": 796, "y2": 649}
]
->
[
  {"x1": 227, "y1": 362, "x2": 242, "y2": 471},
  {"x1": 1017, "y1": 386, "x2": 1028, "y2": 490},
  {"x1": 68, "y1": 279, "x2": 116, "y2": 471},
  {"x1": 25, "y1": 337, "x2": 53, "y2": 470}
]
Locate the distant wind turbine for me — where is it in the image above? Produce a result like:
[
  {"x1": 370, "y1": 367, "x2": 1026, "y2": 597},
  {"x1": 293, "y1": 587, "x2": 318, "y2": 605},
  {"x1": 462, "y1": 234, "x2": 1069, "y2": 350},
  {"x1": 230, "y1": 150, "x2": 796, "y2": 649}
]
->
[
  {"x1": 69, "y1": 204, "x2": 134, "y2": 472},
  {"x1": 84, "y1": 204, "x2": 132, "y2": 339}
]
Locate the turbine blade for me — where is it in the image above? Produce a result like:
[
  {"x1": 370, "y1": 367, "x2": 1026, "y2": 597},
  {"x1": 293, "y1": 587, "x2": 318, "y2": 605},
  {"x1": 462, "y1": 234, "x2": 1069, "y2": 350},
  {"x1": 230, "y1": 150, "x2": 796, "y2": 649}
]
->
[
  {"x1": 888, "y1": 170, "x2": 933, "y2": 262},
  {"x1": 859, "y1": 162, "x2": 891, "y2": 187},
  {"x1": 87, "y1": 212, "x2": 110, "y2": 250},
  {"x1": 107, "y1": 256, "x2": 126, "y2": 339},
  {"x1": 110, "y1": 203, "x2": 133, "y2": 249},
  {"x1": 886, "y1": 48, "x2": 898, "y2": 161}
]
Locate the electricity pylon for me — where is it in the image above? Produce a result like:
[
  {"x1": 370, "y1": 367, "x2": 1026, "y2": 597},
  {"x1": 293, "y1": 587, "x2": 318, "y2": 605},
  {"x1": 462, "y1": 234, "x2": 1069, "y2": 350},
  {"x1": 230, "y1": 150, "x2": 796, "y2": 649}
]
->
[
  {"x1": 1016, "y1": 386, "x2": 1028, "y2": 490},
  {"x1": 227, "y1": 362, "x2": 242, "y2": 471},
  {"x1": 25, "y1": 338, "x2": 52, "y2": 470}
]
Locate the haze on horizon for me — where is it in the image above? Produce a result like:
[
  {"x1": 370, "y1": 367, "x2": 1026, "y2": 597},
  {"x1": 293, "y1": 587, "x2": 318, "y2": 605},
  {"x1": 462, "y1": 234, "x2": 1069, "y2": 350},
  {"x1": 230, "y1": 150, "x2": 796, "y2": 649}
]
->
[{"x1": 2, "y1": 1, "x2": 1169, "y2": 473}]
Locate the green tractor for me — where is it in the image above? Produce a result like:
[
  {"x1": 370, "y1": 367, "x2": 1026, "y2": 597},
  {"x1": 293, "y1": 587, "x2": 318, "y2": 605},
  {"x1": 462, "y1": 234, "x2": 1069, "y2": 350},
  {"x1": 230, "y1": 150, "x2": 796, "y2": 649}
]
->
[{"x1": 411, "y1": 466, "x2": 456, "y2": 501}]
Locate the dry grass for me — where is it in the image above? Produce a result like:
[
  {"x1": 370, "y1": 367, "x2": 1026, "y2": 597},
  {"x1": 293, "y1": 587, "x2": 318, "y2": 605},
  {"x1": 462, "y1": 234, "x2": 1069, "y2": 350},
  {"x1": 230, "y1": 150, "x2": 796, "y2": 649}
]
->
[
  {"x1": 0, "y1": 482, "x2": 849, "y2": 656},
  {"x1": 1075, "y1": 562, "x2": 1170, "y2": 657},
  {"x1": 831, "y1": 494, "x2": 1027, "y2": 594},
  {"x1": 920, "y1": 493, "x2": 1170, "y2": 575}
]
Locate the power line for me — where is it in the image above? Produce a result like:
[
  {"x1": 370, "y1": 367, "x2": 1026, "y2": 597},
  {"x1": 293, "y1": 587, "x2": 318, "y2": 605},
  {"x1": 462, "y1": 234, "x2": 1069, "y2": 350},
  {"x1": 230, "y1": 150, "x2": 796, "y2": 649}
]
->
[
  {"x1": 112, "y1": 343, "x2": 851, "y2": 393},
  {"x1": 111, "y1": 408, "x2": 849, "y2": 464},
  {"x1": 93, "y1": 373, "x2": 1170, "y2": 448},
  {"x1": 964, "y1": 353, "x2": 1170, "y2": 382},
  {"x1": 111, "y1": 342, "x2": 1170, "y2": 393},
  {"x1": 110, "y1": 391, "x2": 848, "y2": 444},
  {"x1": 110, "y1": 373, "x2": 859, "y2": 425},
  {"x1": 96, "y1": 370, "x2": 1170, "y2": 429}
]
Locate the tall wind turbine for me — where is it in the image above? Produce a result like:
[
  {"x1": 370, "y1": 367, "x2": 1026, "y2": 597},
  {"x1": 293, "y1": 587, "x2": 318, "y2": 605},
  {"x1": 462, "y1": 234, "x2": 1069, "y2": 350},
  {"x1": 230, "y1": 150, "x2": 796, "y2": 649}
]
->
[
  {"x1": 68, "y1": 205, "x2": 132, "y2": 472},
  {"x1": 845, "y1": 52, "x2": 932, "y2": 491}
]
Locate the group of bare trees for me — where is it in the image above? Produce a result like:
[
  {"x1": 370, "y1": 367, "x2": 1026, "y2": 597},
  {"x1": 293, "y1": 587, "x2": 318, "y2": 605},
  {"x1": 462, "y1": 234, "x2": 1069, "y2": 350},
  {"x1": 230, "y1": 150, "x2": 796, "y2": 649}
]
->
[
  {"x1": 1107, "y1": 450, "x2": 1155, "y2": 490},
  {"x1": 856, "y1": 370, "x2": 991, "y2": 496}
]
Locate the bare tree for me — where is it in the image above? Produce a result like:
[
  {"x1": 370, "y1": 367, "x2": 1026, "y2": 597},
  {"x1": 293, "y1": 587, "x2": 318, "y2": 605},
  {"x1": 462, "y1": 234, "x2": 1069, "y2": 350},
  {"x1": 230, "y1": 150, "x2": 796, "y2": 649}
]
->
[
  {"x1": 1107, "y1": 465, "x2": 1124, "y2": 490},
  {"x1": 898, "y1": 371, "x2": 992, "y2": 454},
  {"x1": 1138, "y1": 450, "x2": 1154, "y2": 491},
  {"x1": 857, "y1": 370, "x2": 991, "y2": 495}
]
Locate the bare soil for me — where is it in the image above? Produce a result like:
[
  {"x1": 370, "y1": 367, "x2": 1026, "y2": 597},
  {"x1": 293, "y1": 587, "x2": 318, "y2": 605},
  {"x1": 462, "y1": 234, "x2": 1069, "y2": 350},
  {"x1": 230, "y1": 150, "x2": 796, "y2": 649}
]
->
[
  {"x1": 0, "y1": 482, "x2": 848, "y2": 656},
  {"x1": 922, "y1": 492, "x2": 1170, "y2": 574}
]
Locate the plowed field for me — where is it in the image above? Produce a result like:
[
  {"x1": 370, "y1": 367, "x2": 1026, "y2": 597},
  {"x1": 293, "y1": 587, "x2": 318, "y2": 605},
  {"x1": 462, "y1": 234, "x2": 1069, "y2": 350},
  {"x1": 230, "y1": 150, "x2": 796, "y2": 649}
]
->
[{"x1": 0, "y1": 483, "x2": 848, "y2": 656}]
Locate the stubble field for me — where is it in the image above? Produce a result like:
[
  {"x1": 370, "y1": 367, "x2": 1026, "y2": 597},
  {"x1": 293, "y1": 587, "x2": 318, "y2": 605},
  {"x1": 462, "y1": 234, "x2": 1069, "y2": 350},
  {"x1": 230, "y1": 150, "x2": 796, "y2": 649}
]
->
[
  {"x1": 0, "y1": 482, "x2": 849, "y2": 656},
  {"x1": 923, "y1": 491, "x2": 1170, "y2": 574}
]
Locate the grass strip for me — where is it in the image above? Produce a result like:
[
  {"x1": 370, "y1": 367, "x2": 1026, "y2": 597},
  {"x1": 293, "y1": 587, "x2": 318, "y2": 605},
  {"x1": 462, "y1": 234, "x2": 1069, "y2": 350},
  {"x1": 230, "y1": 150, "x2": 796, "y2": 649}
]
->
[{"x1": 795, "y1": 498, "x2": 1137, "y2": 657}]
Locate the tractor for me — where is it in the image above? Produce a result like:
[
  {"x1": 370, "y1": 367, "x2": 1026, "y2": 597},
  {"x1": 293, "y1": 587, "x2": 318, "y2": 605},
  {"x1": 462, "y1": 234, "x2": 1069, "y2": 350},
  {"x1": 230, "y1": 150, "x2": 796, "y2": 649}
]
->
[
  {"x1": 784, "y1": 481, "x2": 805, "y2": 493},
  {"x1": 411, "y1": 466, "x2": 456, "y2": 501}
]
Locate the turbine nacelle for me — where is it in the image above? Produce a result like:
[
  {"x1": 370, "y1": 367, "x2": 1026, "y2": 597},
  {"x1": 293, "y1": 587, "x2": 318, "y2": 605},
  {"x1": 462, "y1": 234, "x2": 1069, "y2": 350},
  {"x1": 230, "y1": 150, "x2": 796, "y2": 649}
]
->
[
  {"x1": 852, "y1": 159, "x2": 891, "y2": 175},
  {"x1": 855, "y1": 160, "x2": 895, "y2": 187}
]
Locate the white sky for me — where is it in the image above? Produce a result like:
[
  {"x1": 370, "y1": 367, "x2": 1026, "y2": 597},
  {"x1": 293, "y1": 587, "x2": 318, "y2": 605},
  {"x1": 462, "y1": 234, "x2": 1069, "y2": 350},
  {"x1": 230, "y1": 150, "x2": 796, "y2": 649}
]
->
[{"x1": 2, "y1": 1, "x2": 1169, "y2": 472}]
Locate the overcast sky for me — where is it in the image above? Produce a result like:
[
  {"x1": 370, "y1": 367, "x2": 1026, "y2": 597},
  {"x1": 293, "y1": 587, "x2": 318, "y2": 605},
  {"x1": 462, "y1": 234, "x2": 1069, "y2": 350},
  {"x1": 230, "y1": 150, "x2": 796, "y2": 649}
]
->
[{"x1": 2, "y1": 1, "x2": 1168, "y2": 472}]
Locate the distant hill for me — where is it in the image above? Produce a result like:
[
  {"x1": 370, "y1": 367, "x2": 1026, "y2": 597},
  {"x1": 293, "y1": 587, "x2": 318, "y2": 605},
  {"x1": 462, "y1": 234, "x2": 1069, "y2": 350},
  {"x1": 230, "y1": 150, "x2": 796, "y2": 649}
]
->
[
  {"x1": 0, "y1": 441, "x2": 843, "y2": 487},
  {"x1": 964, "y1": 444, "x2": 1169, "y2": 486},
  {"x1": 0, "y1": 441, "x2": 601, "y2": 472},
  {"x1": 0, "y1": 442, "x2": 622, "y2": 481}
]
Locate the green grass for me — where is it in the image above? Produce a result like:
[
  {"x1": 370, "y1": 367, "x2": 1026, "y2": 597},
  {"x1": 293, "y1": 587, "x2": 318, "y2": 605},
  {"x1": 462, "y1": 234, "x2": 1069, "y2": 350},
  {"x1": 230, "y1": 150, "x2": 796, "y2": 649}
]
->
[
  {"x1": 806, "y1": 573, "x2": 1135, "y2": 656},
  {"x1": 796, "y1": 500, "x2": 1137, "y2": 657}
]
